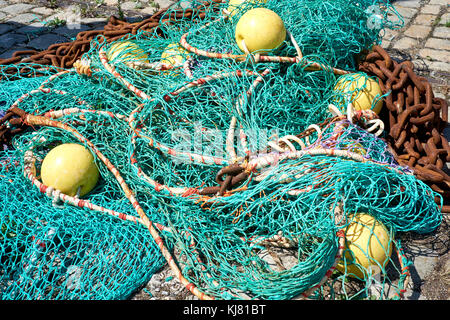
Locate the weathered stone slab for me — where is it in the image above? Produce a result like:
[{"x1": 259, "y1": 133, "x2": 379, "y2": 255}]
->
[
  {"x1": 26, "y1": 33, "x2": 69, "y2": 51},
  {"x1": 0, "y1": 32, "x2": 27, "y2": 48},
  {"x1": 404, "y1": 25, "x2": 432, "y2": 39},
  {"x1": 0, "y1": 3, "x2": 34, "y2": 16}
]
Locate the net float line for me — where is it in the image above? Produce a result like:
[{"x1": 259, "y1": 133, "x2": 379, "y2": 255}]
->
[{"x1": 179, "y1": 12, "x2": 351, "y2": 76}]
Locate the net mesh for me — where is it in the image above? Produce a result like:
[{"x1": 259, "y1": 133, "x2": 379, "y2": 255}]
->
[{"x1": 0, "y1": 0, "x2": 442, "y2": 300}]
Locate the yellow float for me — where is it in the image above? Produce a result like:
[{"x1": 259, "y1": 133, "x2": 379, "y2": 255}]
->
[
  {"x1": 336, "y1": 213, "x2": 393, "y2": 279},
  {"x1": 340, "y1": 141, "x2": 367, "y2": 156},
  {"x1": 106, "y1": 40, "x2": 150, "y2": 64},
  {"x1": 41, "y1": 143, "x2": 100, "y2": 197},
  {"x1": 333, "y1": 73, "x2": 384, "y2": 114},
  {"x1": 235, "y1": 8, "x2": 286, "y2": 54},
  {"x1": 160, "y1": 43, "x2": 191, "y2": 68}
]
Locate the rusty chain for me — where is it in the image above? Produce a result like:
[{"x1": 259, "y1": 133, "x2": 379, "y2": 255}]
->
[{"x1": 360, "y1": 45, "x2": 449, "y2": 211}]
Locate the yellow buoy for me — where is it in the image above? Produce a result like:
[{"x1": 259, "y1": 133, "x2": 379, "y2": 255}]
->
[
  {"x1": 340, "y1": 141, "x2": 367, "y2": 156},
  {"x1": 333, "y1": 73, "x2": 384, "y2": 114},
  {"x1": 106, "y1": 40, "x2": 150, "y2": 64},
  {"x1": 160, "y1": 43, "x2": 191, "y2": 68},
  {"x1": 235, "y1": 8, "x2": 286, "y2": 54},
  {"x1": 41, "y1": 143, "x2": 100, "y2": 197},
  {"x1": 336, "y1": 213, "x2": 393, "y2": 279}
]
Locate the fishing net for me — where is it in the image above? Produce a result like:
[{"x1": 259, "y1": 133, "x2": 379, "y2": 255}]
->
[
  {"x1": 0, "y1": 66, "x2": 168, "y2": 300},
  {"x1": 0, "y1": 0, "x2": 445, "y2": 300}
]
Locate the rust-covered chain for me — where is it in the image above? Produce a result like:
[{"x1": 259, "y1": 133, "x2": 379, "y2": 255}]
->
[
  {"x1": 198, "y1": 163, "x2": 249, "y2": 196},
  {"x1": 360, "y1": 45, "x2": 450, "y2": 208},
  {"x1": 0, "y1": 107, "x2": 30, "y2": 151}
]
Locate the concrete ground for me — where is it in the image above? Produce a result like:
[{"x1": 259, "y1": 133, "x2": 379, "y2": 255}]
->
[{"x1": 0, "y1": 0, "x2": 449, "y2": 300}]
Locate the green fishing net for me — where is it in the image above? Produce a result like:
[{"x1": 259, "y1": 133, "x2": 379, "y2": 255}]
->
[{"x1": 0, "y1": 0, "x2": 442, "y2": 300}]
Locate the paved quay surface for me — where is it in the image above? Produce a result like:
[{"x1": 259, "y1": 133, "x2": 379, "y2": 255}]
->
[{"x1": 0, "y1": 0, "x2": 449, "y2": 300}]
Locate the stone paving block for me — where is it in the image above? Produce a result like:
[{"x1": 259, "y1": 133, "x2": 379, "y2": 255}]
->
[
  {"x1": 412, "y1": 255, "x2": 439, "y2": 285},
  {"x1": 139, "y1": 6, "x2": 158, "y2": 15},
  {"x1": 0, "y1": 22, "x2": 12, "y2": 35},
  {"x1": 420, "y1": 5, "x2": 442, "y2": 15},
  {"x1": 380, "y1": 29, "x2": 398, "y2": 43},
  {"x1": 0, "y1": 46, "x2": 28, "y2": 59},
  {"x1": 428, "y1": 0, "x2": 450, "y2": 6},
  {"x1": 392, "y1": 36, "x2": 418, "y2": 50},
  {"x1": 44, "y1": 11, "x2": 71, "y2": 24},
  {"x1": 428, "y1": 61, "x2": 450, "y2": 73},
  {"x1": 53, "y1": 24, "x2": 91, "y2": 39},
  {"x1": 104, "y1": 0, "x2": 119, "y2": 5},
  {"x1": 6, "y1": 13, "x2": 41, "y2": 25},
  {"x1": 381, "y1": 39, "x2": 391, "y2": 49},
  {"x1": 155, "y1": 0, "x2": 176, "y2": 8},
  {"x1": 413, "y1": 58, "x2": 450, "y2": 74},
  {"x1": 15, "y1": 21, "x2": 48, "y2": 35},
  {"x1": 26, "y1": 33, "x2": 69, "y2": 51},
  {"x1": 393, "y1": 6, "x2": 419, "y2": 19},
  {"x1": 425, "y1": 37, "x2": 450, "y2": 51},
  {"x1": 419, "y1": 48, "x2": 450, "y2": 64},
  {"x1": 0, "y1": 3, "x2": 34, "y2": 16},
  {"x1": 414, "y1": 14, "x2": 439, "y2": 26},
  {"x1": 31, "y1": 7, "x2": 57, "y2": 17},
  {"x1": 81, "y1": 17, "x2": 109, "y2": 25},
  {"x1": 393, "y1": 0, "x2": 422, "y2": 9},
  {"x1": 433, "y1": 26, "x2": 449, "y2": 38},
  {"x1": 404, "y1": 25, "x2": 432, "y2": 39},
  {"x1": 0, "y1": 32, "x2": 27, "y2": 48},
  {"x1": 440, "y1": 12, "x2": 450, "y2": 25},
  {"x1": 121, "y1": 1, "x2": 138, "y2": 11}
]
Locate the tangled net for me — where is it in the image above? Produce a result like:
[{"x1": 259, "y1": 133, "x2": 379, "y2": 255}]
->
[{"x1": 0, "y1": 0, "x2": 445, "y2": 300}]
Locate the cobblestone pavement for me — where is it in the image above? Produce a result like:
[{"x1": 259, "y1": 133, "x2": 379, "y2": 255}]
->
[
  {"x1": 0, "y1": 0, "x2": 449, "y2": 300},
  {"x1": 383, "y1": 0, "x2": 449, "y2": 104},
  {"x1": 0, "y1": 0, "x2": 175, "y2": 57}
]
